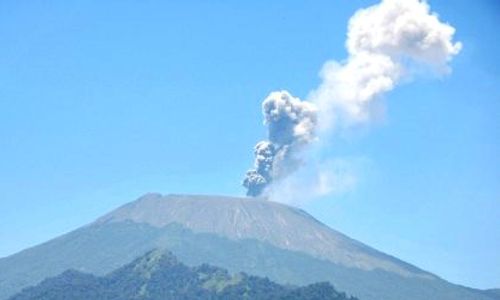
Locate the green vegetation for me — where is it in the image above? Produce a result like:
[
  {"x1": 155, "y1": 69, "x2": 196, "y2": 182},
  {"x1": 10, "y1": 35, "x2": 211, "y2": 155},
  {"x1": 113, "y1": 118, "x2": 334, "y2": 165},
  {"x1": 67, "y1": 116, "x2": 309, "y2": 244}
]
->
[{"x1": 9, "y1": 250, "x2": 357, "y2": 300}]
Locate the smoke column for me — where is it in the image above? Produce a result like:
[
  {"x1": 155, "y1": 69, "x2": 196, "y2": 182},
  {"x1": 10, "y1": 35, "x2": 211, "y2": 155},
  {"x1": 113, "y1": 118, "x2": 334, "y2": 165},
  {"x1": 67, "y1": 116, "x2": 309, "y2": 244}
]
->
[
  {"x1": 243, "y1": 91, "x2": 317, "y2": 196},
  {"x1": 243, "y1": 0, "x2": 461, "y2": 197}
]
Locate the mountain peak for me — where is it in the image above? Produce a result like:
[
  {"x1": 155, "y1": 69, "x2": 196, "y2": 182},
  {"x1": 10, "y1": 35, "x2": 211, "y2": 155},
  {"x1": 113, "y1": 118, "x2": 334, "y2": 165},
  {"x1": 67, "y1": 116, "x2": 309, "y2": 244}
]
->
[
  {"x1": 95, "y1": 193, "x2": 430, "y2": 278},
  {"x1": 130, "y1": 249, "x2": 179, "y2": 276}
]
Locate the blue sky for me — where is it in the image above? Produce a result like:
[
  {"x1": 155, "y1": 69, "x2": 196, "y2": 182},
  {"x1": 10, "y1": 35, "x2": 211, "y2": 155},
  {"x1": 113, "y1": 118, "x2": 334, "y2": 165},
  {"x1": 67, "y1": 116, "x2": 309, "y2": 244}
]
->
[{"x1": 0, "y1": 0, "x2": 498, "y2": 289}]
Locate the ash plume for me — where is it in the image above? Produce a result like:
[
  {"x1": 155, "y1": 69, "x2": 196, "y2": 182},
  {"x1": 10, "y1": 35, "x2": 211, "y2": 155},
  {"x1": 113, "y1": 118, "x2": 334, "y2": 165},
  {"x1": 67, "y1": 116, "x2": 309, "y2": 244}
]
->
[
  {"x1": 243, "y1": 91, "x2": 317, "y2": 196},
  {"x1": 243, "y1": 0, "x2": 461, "y2": 198}
]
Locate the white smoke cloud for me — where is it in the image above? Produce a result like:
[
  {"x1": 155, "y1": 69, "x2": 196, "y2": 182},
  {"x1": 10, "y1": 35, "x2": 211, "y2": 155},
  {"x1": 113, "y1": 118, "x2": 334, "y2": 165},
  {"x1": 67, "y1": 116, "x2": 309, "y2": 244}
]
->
[
  {"x1": 243, "y1": 0, "x2": 461, "y2": 200},
  {"x1": 347, "y1": 0, "x2": 461, "y2": 68},
  {"x1": 310, "y1": 0, "x2": 462, "y2": 131},
  {"x1": 267, "y1": 157, "x2": 363, "y2": 205}
]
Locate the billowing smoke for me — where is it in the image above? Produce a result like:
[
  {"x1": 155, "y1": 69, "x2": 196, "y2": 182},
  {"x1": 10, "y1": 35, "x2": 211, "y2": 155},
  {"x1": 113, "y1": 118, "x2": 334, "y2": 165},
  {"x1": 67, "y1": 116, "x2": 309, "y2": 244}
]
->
[
  {"x1": 243, "y1": 0, "x2": 461, "y2": 198},
  {"x1": 243, "y1": 91, "x2": 317, "y2": 196},
  {"x1": 310, "y1": 0, "x2": 462, "y2": 129}
]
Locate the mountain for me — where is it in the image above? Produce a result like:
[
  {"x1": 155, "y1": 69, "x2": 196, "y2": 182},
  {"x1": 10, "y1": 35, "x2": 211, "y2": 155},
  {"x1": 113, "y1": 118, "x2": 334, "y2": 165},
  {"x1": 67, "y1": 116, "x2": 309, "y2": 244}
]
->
[
  {"x1": 0, "y1": 194, "x2": 497, "y2": 300},
  {"x1": 484, "y1": 289, "x2": 500, "y2": 299},
  {"x1": 96, "y1": 194, "x2": 428, "y2": 277},
  {"x1": 9, "y1": 249, "x2": 357, "y2": 300}
]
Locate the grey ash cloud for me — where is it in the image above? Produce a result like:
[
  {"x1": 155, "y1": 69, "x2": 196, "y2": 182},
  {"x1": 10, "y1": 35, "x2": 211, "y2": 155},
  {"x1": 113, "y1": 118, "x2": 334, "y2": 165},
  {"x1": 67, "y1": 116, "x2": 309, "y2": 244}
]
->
[{"x1": 243, "y1": 91, "x2": 317, "y2": 197}]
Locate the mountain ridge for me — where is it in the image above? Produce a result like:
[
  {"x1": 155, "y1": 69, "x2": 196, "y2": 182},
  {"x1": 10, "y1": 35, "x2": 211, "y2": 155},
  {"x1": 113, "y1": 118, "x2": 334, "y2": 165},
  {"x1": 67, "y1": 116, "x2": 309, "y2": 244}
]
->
[
  {"x1": 9, "y1": 249, "x2": 358, "y2": 300},
  {"x1": 95, "y1": 193, "x2": 432, "y2": 279}
]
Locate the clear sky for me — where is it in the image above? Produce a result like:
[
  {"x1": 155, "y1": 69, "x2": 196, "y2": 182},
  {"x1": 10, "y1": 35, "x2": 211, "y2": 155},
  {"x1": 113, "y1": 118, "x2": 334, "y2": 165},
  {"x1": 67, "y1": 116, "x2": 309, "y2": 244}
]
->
[{"x1": 0, "y1": 0, "x2": 498, "y2": 290}]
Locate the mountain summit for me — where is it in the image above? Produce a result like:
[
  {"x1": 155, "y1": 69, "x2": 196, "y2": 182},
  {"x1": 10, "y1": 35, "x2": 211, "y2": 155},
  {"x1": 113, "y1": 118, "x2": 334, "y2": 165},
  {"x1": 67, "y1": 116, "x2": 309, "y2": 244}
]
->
[
  {"x1": 97, "y1": 193, "x2": 429, "y2": 278},
  {"x1": 0, "y1": 194, "x2": 496, "y2": 300}
]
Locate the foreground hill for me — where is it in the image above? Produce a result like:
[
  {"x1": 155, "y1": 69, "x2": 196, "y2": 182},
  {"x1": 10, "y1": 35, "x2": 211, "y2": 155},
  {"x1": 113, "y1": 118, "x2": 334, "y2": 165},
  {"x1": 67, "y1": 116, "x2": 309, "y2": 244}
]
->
[
  {"x1": 10, "y1": 249, "x2": 356, "y2": 300},
  {"x1": 0, "y1": 194, "x2": 497, "y2": 300}
]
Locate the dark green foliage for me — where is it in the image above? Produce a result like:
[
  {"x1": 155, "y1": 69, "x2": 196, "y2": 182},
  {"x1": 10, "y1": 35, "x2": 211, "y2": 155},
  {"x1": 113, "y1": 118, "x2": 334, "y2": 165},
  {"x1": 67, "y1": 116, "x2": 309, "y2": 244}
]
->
[
  {"x1": 217, "y1": 276, "x2": 286, "y2": 299},
  {"x1": 284, "y1": 282, "x2": 351, "y2": 300},
  {"x1": 6, "y1": 270, "x2": 104, "y2": 300},
  {"x1": 9, "y1": 250, "x2": 357, "y2": 300}
]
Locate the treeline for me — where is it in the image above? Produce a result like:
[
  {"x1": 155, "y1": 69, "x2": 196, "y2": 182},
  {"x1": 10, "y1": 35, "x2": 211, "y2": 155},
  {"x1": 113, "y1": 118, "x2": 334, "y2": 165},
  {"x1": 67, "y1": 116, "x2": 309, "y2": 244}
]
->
[{"x1": 10, "y1": 249, "x2": 359, "y2": 300}]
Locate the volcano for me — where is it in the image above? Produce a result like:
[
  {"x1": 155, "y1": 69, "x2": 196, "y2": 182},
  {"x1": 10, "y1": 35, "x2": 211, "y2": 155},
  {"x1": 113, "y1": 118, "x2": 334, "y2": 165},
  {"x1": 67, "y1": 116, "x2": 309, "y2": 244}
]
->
[{"x1": 0, "y1": 194, "x2": 496, "y2": 300}]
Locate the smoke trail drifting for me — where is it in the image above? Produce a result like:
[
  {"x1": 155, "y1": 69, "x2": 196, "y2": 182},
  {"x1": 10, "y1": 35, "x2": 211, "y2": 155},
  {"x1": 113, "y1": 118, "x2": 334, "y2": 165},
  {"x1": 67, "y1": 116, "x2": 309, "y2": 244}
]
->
[
  {"x1": 310, "y1": 0, "x2": 462, "y2": 130},
  {"x1": 243, "y1": 0, "x2": 461, "y2": 197}
]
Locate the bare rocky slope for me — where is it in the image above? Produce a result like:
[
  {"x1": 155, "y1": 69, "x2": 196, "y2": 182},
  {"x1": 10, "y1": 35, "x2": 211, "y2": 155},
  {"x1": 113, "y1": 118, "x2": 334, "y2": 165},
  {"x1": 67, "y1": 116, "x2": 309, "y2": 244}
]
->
[{"x1": 96, "y1": 193, "x2": 430, "y2": 278}]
